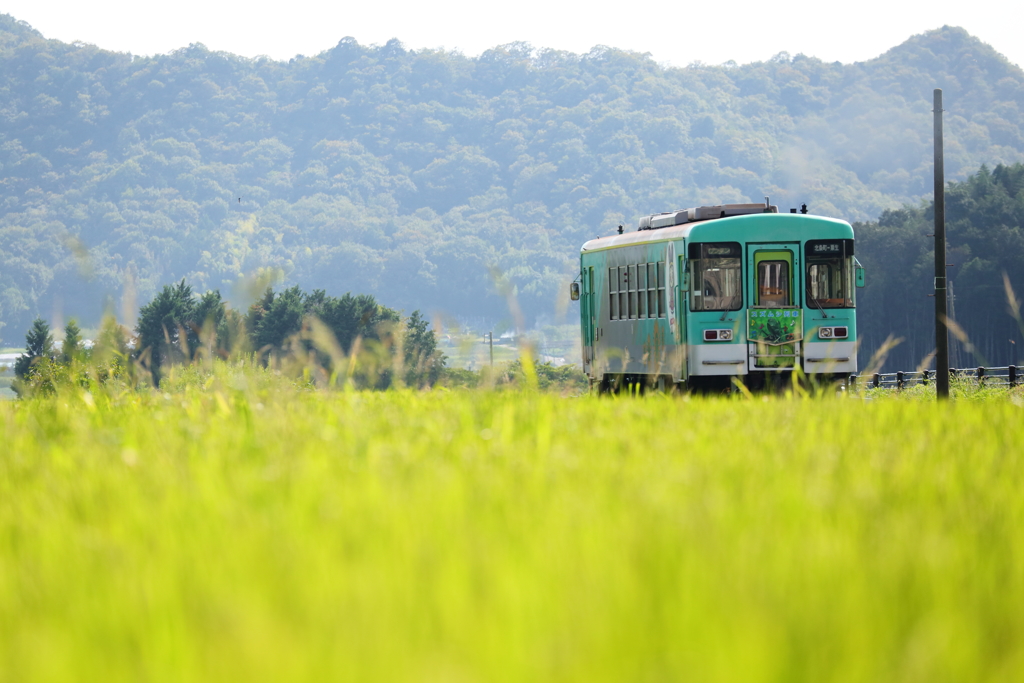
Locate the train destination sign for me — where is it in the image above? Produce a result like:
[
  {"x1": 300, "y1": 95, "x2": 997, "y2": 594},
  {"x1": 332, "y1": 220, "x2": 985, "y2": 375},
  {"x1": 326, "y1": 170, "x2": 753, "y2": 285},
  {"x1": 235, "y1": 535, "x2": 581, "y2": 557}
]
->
[
  {"x1": 806, "y1": 239, "x2": 854, "y2": 257},
  {"x1": 689, "y1": 242, "x2": 742, "y2": 259}
]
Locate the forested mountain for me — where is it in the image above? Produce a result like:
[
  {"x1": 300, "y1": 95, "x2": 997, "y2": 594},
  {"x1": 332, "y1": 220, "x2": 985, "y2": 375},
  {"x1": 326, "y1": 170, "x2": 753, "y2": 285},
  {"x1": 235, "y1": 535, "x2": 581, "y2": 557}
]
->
[{"x1": 1, "y1": 15, "x2": 1024, "y2": 353}]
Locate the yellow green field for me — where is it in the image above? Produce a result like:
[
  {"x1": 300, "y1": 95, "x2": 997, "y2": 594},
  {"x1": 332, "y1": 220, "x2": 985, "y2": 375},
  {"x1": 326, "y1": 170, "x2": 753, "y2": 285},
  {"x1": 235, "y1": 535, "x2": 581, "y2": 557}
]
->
[{"x1": 2, "y1": 366, "x2": 1023, "y2": 682}]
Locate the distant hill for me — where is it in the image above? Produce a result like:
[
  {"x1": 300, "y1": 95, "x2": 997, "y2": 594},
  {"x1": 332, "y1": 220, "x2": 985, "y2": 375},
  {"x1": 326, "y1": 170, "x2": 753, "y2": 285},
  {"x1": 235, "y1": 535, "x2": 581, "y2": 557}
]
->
[{"x1": 1, "y1": 17, "x2": 1023, "y2": 341}]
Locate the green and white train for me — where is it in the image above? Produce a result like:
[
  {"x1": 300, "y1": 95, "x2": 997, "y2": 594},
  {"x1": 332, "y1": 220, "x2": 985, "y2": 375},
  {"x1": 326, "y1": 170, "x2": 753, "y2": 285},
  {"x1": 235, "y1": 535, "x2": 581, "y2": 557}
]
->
[{"x1": 571, "y1": 202, "x2": 865, "y2": 392}]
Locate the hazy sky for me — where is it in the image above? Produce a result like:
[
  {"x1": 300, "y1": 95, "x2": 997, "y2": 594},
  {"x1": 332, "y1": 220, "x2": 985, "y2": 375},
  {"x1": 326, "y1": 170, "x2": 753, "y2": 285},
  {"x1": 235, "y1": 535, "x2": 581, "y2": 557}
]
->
[{"x1": 1, "y1": 0, "x2": 1021, "y2": 68}]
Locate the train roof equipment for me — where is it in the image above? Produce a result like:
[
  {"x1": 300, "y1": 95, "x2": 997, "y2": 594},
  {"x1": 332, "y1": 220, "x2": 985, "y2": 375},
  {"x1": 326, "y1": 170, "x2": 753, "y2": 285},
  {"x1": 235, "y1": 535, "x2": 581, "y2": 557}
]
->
[{"x1": 637, "y1": 202, "x2": 778, "y2": 231}]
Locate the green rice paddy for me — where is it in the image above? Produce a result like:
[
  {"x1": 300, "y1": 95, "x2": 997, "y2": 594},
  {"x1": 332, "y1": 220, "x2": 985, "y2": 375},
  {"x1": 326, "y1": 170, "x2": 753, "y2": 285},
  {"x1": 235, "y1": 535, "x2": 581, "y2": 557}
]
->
[{"x1": 2, "y1": 365, "x2": 1023, "y2": 682}]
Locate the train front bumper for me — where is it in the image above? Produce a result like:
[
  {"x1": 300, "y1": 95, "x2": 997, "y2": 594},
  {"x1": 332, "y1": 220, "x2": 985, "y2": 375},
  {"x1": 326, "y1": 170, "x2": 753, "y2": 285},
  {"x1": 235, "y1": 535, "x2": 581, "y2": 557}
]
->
[{"x1": 801, "y1": 341, "x2": 857, "y2": 374}]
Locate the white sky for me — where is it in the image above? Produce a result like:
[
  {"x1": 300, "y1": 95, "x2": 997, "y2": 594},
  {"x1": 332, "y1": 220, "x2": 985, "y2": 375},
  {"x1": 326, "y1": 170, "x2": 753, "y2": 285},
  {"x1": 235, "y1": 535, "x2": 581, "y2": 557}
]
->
[{"x1": 1, "y1": 0, "x2": 1021, "y2": 69}]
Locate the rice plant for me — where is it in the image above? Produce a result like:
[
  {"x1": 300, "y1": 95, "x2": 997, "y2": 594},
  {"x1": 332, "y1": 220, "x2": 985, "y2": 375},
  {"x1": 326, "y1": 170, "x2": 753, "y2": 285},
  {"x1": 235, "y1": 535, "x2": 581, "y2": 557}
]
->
[{"x1": 2, "y1": 369, "x2": 1023, "y2": 682}]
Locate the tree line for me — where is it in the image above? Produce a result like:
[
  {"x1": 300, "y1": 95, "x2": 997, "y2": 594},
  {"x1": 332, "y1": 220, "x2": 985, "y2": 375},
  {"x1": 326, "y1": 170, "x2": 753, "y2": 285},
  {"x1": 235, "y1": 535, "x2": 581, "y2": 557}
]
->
[
  {"x1": 11, "y1": 282, "x2": 445, "y2": 394},
  {"x1": 856, "y1": 163, "x2": 1024, "y2": 370}
]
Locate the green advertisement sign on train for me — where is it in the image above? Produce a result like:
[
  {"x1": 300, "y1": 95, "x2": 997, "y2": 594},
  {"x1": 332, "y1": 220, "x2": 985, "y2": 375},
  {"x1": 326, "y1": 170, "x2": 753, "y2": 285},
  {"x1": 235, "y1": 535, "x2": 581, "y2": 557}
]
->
[
  {"x1": 747, "y1": 308, "x2": 802, "y2": 343},
  {"x1": 747, "y1": 309, "x2": 802, "y2": 368}
]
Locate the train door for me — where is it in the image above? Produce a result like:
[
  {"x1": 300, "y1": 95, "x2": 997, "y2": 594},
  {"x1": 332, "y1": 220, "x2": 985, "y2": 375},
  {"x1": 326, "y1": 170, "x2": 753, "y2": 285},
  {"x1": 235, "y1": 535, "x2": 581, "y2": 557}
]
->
[
  {"x1": 676, "y1": 251, "x2": 688, "y2": 380},
  {"x1": 582, "y1": 266, "x2": 595, "y2": 365},
  {"x1": 657, "y1": 242, "x2": 686, "y2": 383},
  {"x1": 747, "y1": 243, "x2": 801, "y2": 370}
]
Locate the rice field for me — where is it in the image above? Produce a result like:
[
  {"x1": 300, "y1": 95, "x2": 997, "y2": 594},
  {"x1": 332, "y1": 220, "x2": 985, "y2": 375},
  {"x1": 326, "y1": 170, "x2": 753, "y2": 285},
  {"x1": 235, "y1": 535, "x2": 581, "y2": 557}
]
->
[{"x1": 2, "y1": 365, "x2": 1023, "y2": 682}]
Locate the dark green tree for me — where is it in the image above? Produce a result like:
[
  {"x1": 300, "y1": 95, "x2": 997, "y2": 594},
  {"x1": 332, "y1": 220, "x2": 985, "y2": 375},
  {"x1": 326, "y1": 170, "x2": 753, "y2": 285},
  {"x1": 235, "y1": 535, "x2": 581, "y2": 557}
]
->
[
  {"x1": 251, "y1": 286, "x2": 306, "y2": 352},
  {"x1": 241, "y1": 285, "x2": 446, "y2": 386},
  {"x1": 136, "y1": 280, "x2": 196, "y2": 385},
  {"x1": 14, "y1": 318, "x2": 55, "y2": 381},
  {"x1": 60, "y1": 319, "x2": 83, "y2": 364},
  {"x1": 315, "y1": 291, "x2": 399, "y2": 353},
  {"x1": 249, "y1": 287, "x2": 401, "y2": 358},
  {"x1": 135, "y1": 280, "x2": 227, "y2": 385},
  {"x1": 193, "y1": 290, "x2": 230, "y2": 357},
  {"x1": 403, "y1": 310, "x2": 444, "y2": 387},
  {"x1": 244, "y1": 287, "x2": 276, "y2": 348}
]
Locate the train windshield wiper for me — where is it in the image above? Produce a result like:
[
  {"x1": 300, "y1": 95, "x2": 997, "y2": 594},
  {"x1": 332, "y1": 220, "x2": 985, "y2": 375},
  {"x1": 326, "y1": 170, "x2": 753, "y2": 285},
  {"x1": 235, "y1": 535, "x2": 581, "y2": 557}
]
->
[{"x1": 809, "y1": 293, "x2": 828, "y2": 319}]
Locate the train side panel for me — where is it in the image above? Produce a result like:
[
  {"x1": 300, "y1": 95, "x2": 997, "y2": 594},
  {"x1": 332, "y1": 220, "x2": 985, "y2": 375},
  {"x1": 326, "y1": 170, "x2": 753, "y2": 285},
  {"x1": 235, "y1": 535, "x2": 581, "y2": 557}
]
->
[{"x1": 581, "y1": 239, "x2": 687, "y2": 385}]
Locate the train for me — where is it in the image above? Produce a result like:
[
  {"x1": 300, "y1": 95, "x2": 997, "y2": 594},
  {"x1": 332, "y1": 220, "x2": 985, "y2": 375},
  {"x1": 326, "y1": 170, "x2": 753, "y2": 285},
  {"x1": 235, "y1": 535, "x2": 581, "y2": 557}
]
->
[{"x1": 570, "y1": 201, "x2": 864, "y2": 392}]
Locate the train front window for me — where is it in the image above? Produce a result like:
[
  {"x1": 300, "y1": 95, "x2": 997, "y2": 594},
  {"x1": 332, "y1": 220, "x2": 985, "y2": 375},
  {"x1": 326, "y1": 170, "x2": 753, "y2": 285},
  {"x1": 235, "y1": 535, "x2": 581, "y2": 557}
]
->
[
  {"x1": 806, "y1": 240, "x2": 855, "y2": 308},
  {"x1": 757, "y1": 261, "x2": 790, "y2": 307},
  {"x1": 689, "y1": 242, "x2": 742, "y2": 311}
]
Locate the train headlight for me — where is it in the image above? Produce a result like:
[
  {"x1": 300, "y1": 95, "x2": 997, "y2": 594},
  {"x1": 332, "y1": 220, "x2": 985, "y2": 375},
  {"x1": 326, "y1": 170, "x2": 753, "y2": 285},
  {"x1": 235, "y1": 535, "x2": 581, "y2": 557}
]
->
[{"x1": 818, "y1": 326, "x2": 849, "y2": 340}]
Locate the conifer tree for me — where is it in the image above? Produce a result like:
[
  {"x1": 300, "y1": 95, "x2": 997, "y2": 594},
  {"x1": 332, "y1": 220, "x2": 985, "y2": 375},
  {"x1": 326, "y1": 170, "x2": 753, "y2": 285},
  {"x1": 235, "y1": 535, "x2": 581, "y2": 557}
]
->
[
  {"x1": 14, "y1": 318, "x2": 54, "y2": 380},
  {"x1": 60, "y1": 319, "x2": 83, "y2": 364},
  {"x1": 135, "y1": 280, "x2": 196, "y2": 387}
]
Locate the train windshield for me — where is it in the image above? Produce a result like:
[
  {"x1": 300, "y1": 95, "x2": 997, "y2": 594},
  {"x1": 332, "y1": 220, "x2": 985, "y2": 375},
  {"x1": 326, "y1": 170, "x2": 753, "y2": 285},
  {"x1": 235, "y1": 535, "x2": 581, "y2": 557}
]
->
[
  {"x1": 689, "y1": 242, "x2": 742, "y2": 311},
  {"x1": 806, "y1": 240, "x2": 855, "y2": 308},
  {"x1": 757, "y1": 261, "x2": 790, "y2": 307}
]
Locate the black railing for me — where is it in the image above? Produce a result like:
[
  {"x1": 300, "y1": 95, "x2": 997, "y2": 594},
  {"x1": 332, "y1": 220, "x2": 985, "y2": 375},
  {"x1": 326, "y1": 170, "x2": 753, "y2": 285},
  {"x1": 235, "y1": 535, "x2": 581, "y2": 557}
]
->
[{"x1": 849, "y1": 366, "x2": 1019, "y2": 391}]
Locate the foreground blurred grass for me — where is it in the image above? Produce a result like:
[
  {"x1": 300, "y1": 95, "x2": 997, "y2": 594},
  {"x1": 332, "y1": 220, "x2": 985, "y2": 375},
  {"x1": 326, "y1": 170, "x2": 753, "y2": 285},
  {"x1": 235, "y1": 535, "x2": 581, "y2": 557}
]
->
[{"x1": 2, "y1": 366, "x2": 1024, "y2": 682}]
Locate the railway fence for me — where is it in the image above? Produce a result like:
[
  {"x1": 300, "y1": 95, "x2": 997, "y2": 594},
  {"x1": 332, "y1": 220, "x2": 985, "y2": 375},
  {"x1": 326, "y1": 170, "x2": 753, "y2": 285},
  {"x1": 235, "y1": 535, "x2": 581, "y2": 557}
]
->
[{"x1": 849, "y1": 366, "x2": 1020, "y2": 391}]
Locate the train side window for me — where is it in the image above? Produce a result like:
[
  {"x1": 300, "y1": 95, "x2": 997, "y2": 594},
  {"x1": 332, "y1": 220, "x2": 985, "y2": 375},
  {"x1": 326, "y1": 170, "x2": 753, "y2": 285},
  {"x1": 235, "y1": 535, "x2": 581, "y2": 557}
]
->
[
  {"x1": 608, "y1": 267, "x2": 619, "y2": 320},
  {"x1": 619, "y1": 266, "x2": 628, "y2": 320},
  {"x1": 757, "y1": 261, "x2": 790, "y2": 307},
  {"x1": 689, "y1": 242, "x2": 742, "y2": 311},
  {"x1": 657, "y1": 262, "x2": 666, "y2": 317},
  {"x1": 612, "y1": 263, "x2": 666, "y2": 320},
  {"x1": 637, "y1": 264, "x2": 647, "y2": 318},
  {"x1": 648, "y1": 264, "x2": 659, "y2": 317},
  {"x1": 627, "y1": 265, "x2": 637, "y2": 319}
]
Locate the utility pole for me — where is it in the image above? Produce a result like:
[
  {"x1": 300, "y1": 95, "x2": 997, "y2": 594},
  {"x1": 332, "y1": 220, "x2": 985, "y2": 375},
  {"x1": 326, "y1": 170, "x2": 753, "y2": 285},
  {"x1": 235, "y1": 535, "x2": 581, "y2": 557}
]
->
[
  {"x1": 488, "y1": 332, "x2": 494, "y2": 367},
  {"x1": 934, "y1": 88, "x2": 950, "y2": 399}
]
